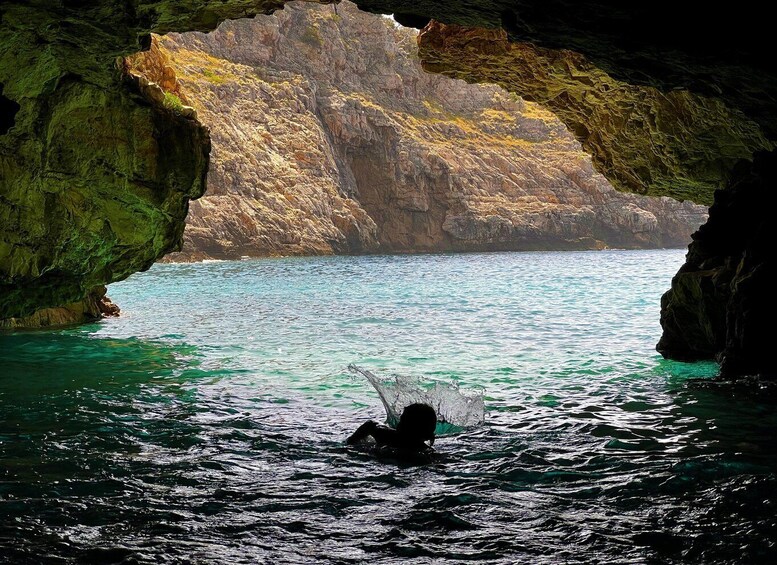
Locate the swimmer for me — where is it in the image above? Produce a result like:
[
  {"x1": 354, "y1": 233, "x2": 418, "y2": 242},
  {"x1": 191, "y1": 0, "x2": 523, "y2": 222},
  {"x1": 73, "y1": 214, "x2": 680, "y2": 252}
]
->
[{"x1": 347, "y1": 403, "x2": 436, "y2": 451}]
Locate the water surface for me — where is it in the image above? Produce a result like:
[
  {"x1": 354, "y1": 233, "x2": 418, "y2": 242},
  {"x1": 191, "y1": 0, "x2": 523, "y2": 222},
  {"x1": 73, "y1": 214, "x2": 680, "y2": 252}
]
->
[{"x1": 2, "y1": 250, "x2": 776, "y2": 563}]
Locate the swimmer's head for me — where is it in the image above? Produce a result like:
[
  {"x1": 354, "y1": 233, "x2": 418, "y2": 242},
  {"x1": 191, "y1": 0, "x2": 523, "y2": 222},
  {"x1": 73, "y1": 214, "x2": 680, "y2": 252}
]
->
[{"x1": 396, "y1": 403, "x2": 437, "y2": 445}]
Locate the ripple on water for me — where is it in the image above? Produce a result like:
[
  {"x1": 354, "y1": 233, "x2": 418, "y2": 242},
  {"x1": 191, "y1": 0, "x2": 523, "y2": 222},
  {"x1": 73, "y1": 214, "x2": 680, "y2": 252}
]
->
[{"x1": 2, "y1": 251, "x2": 776, "y2": 563}]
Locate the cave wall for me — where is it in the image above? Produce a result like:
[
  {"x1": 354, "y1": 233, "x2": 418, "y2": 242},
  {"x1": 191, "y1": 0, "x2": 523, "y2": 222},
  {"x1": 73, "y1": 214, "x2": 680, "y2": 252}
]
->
[
  {"x1": 416, "y1": 22, "x2": 772, "y2": 205},
  {"x1": 658, "y1": 152, "x2": 777, "y2": 378},
  {"x1": 0, "y1": 71, "x2": 209, "y2": 319},
  {"x1": 355, "y1": 1, "x2": 777, "y2": 142}
]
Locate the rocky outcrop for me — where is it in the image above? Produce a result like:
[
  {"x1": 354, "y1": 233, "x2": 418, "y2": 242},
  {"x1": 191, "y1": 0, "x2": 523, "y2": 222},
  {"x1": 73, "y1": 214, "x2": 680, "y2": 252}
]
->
[
  {"x1": 417, "y1": 22, "x2": 772, "y2": 205},
  {"x1": 0, "y1": 0, "x2": 232, "y2": 320},
  {"x1": 0, "y1": 72, "x2": 209, "y2": 320},
  {"x1": 658, "y1": 152, "x2": 777, "y2": 378},
  {"x1": 0, "y1": 286, "x2": 119, "y2": 330},
  {"x1": 128, "y1": 2, "x2": 707, "y2": 260}
]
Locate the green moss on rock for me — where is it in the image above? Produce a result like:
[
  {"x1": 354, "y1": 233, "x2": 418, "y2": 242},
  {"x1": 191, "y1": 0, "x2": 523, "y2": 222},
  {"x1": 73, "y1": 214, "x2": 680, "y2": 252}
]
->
[
  {"x1": 417, "y1": 22, "x2": 773, "y2": 206},
  {"x1": 0, "y1": 72, "x2": 209, "y2": 318},
  {"x1": 163, "y1": 91, "x2": 185, "y2": 112}
]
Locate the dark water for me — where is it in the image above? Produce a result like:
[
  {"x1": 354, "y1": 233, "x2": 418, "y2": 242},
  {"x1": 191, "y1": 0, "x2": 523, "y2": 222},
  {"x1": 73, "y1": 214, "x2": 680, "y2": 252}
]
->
[{"x1": 2, "y1": 250, "x2": 776, "y2": 564}]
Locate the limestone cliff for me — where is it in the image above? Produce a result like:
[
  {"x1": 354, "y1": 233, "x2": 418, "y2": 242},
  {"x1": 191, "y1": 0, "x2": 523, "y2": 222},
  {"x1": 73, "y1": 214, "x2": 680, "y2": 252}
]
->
[{"x1": 129, "y1": 2, "x2": 706, "y2": 260}]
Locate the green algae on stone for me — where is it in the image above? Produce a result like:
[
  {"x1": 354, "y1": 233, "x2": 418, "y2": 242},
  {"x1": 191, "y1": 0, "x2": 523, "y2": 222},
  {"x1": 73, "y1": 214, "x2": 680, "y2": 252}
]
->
[
  {"x1": 0, "y1": 285, "x2": 119, "y2": 330},
  {"x1": 0, "y1": 73, "x2": 209, "y2": 318}
]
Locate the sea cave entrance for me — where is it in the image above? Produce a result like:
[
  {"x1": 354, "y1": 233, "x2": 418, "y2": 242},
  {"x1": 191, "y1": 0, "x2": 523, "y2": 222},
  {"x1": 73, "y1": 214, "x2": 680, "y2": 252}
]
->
[
  {"x1": 124, "y1": 1, "x2": 707, "y2": 262},
  {"x1": 5, "y1": 1, "x2": 777, "y2": 562}
]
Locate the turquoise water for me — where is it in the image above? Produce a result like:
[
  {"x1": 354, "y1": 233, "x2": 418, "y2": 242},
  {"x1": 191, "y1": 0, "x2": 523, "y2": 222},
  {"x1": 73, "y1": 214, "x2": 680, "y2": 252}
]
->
[{"x1": 2, "y1": 250, "x2": 776, "y2": 563}]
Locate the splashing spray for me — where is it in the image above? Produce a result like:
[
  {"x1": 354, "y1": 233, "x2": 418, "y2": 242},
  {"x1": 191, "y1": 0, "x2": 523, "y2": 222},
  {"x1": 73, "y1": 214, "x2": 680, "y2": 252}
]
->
[{"x1": 348, "y1": 365, "x2": 485, "y2": 434}]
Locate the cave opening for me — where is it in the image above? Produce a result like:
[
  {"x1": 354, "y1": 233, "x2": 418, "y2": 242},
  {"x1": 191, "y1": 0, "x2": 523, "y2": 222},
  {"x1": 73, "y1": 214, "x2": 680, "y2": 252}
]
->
[
  {"x1": 123, "y1": 0, "x2": 707, "y2": 263},
  {"x1": 5, "y1": 1, "x2": 777, "y2": 562},
  {"x1": 107, "y1": 0, "x2": 718, "y2": 385},
  {"x1": 0, "y1": 83, "x2": 20, "y2": 135}
]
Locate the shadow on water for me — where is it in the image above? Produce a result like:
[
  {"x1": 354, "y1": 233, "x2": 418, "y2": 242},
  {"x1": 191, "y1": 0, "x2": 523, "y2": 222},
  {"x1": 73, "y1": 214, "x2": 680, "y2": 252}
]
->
[
  {"x1": 0, "y1": 330, "x2": 346, "y2": 565},
  {"x1": 1, "y1": 329, "x2": 200, "y2": 393},
  {"x1": 0, "y1": 331, "x2": 220, "y2": 563},
  {"x1": 0, "y1": 329, "x2": 213, "y2": 470},
  {"x1": 3, "y1": 308, "x2": 777, "y2": 561},
  {"x1": 377, "y1": 359, "x2": 777, "y2": 564},
  {"x1": 584, "y1": 359, "x2": 777, "y2": 562},
  {"x1": 660, "y1": 357, "x2": 777, "y2": 462}
]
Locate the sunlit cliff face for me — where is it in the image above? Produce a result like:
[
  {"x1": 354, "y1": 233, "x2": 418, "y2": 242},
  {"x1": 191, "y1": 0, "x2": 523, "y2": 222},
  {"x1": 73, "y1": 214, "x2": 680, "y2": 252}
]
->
[
  {"x1": 0, "y1": 0, "x2": 775, "y2": 377},
  {"x1": 123, "y1": 2, "x2": 707, "y2": 261}
]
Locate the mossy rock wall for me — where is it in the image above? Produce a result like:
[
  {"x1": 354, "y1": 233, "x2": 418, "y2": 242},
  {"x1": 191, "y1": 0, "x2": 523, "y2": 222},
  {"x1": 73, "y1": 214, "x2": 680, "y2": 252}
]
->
[
  {"x1": 0, "y1": 73, "x2": 209, "y2": 318},
  {"x1": 0, "y1": 0, "x2": 297, "y2": 318}
]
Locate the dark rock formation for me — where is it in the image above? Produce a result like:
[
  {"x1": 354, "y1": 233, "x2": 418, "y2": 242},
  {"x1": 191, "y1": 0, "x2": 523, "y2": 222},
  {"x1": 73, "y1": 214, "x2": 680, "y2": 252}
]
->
[
  {"x1": 658, "y1": 152, "x2": 777, "y2": 378},
  {"x1": 0, "y1": 0, "x2": 226, "y2": 320},
  {"x1": 416, "y1": 23, "x2": 773, "y2": 206},
  {"x1": 356, "y1": 1, "x2": 777, "y2": 144},
  {"x1": 0, "y1": 83, "x2": 19, "y2": 135},
  {"x1": 128, "y1": 2, "x2": 706, "y2": 260}
]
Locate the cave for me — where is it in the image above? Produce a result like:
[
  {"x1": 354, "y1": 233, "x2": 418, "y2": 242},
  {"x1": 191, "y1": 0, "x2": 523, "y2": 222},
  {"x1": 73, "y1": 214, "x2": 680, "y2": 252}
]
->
[
  {"x1": 3, "y1": 1, "x2": 777, "y2": 562},
  {"x1": 0, "y1": 4, "x2": 774, "y2": 359}
]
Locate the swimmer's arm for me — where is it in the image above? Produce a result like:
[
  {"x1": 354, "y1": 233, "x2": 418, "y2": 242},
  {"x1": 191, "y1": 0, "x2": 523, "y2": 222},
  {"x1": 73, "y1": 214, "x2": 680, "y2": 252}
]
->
[
  {"x1": 346, "y1": 420, "x2": 378, "y2": 445},
  {"x1": 368, "y1": 424, "x2": 398, "y2": 447}
]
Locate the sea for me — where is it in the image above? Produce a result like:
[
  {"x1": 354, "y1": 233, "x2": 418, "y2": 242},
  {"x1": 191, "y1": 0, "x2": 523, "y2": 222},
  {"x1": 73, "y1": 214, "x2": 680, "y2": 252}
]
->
[{"x1": 2, "y1": 250, "x2": 776, "y2": 563}]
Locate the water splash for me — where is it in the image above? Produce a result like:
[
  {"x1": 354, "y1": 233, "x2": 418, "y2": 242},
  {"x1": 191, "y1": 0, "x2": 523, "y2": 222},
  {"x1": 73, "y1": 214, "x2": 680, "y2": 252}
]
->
[{"x1": 348, "y1": 365, "x2": 485, "y2": 433}]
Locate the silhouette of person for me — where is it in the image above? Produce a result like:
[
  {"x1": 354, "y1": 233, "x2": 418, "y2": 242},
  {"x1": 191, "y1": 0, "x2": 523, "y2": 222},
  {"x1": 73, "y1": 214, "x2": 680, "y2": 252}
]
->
[{"x1": 347, "y1": 403, "x2": 437, "y2": 450}]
